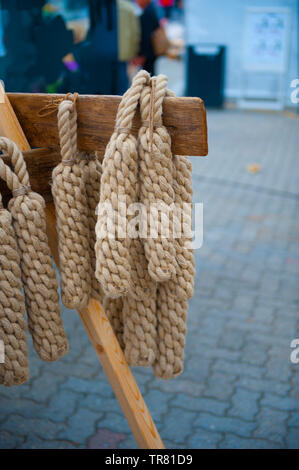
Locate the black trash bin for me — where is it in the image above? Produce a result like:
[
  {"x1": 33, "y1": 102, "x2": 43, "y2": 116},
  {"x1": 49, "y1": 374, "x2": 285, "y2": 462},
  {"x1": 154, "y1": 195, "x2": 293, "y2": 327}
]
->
[{"x1": 186, "y1": 44, "x2": 226, "y2": 108}]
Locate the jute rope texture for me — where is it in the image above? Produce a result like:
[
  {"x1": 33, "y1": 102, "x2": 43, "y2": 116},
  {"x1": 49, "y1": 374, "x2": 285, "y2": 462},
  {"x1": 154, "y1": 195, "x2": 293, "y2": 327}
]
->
[
  {"x1": 0, "y1": 190, "x2": 29, "y2": 386},
  {"x1": 153, "y1": 154, "x2": 195, "y2": 379},
  {"x1": 103, "y1": 296, "x2": 124, "y2": 350},
  {"x1": 52, "y1": 97, "x2": 92, "y2": 309},
  {"x1": 95, "y1": 70, "x2": 149, "y2": 298},
  {"x1": 0, "y1": 137, "x2": 68, "y2": 363},
  {"x1": 122, "y1": 237, "x2": 157, "y2": 366},
  {"x1": 78, "y1": 151, "x2": 104, "y2": 303},
  {"x1": 138, "y1": 75, "x2": 177, "y2": 283}
]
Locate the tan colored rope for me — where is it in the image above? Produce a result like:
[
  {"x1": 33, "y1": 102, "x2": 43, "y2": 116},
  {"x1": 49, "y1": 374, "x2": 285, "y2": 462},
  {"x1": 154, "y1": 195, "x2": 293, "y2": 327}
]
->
[
  {"x1": 153, "y1": 154, "x2": 195, "y2": 380},
  {"x1": 168, "y1": 155, "x2": 195, "y2": 300},
  {"x1": 52, "y1": 97, "x2": 92, "y2": 309},
  {"x1": 138, "y1": 75, "x2": 177, "y2": 283},
  {"x1": 122, "y1": 238, "x2": 157, "y2": 366},
  {"x1": 103, "y1": 296, "x2": 124, "y2": 349},
  {"x1": 0, "y1": 192, "x2": 29, "y2": 386},
  {"x1": 153, "y1": 285, "x2": 188, "y2": 379},
  {"x1": 95, "y1": 70, "x2": 150, "y2": 298},
  {"x1": 0, "y1": 137, "x2": 68, "y2": 362},
  {"x1": 79, "y1": 151, "x2": 104, "y2": 302}
]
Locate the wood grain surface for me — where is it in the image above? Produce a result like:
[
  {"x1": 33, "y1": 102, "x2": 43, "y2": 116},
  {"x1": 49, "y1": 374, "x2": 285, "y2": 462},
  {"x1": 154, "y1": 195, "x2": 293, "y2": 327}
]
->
[{"x1": 8, "y1": 92, "x2": 208, "y2": 156}]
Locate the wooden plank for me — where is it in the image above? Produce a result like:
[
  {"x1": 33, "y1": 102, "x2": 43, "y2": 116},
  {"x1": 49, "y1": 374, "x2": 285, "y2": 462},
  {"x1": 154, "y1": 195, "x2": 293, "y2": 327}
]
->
[
  {"x1": 8, "y1": 92, "x2": 208, "y2": 156},
  {"x1": 0, "y1": 83, "x2": 30, "y2": 152},
  {"x1": 1, "y1": 89, "x2": 165, "y2": 450}
]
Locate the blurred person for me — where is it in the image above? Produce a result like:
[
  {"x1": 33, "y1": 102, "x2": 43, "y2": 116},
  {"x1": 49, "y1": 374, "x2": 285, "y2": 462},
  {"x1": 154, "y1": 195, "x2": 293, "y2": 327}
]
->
[
  {"x1": 135, "y1": 0, "x2": 160, "y2": 75},
  {"x1": 61, "y1": 0, "x2": 139, "y2": 95},
  {"x1": 117, "y1": 0, "x2": 140, "y2": 69},
  {"x1": 0, "y1": 0, "x2": 73, "y2": 92},
  {"x1": 158, "y1": 0, "x2": 174, "y2": 20}
]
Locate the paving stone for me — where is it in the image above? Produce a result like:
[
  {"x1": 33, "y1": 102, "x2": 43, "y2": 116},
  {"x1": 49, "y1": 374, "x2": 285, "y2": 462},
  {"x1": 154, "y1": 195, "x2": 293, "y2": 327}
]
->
[
  {"x1": 261, "y1": 394, "x2": 299, "y2": 412},
  {"x1": 0, "y1": 397, "x2": 45, "y2": 422},
  {"x1": 117, "y1": 435, "x2": 138, "y2": 449},
  {"x1": 61, "y1": 376, "x2": 113, "y2": 397},
  {"x1": 286, "y1": 428, "x2": 299, "y2": 449},
  {"x1": 143, "y1": 389, "x2": 172, "y2": 423},
  {"x1": 58, "y1": 407, "x2": 101, "y2": 444},
  {"x1": 19, "y1": 436, "x2": 77, "y2": 449},
  {"x1": 229, "y1": 387, "x2": 260, "y2": 421},
  {"x1": 22, "y1": 371, "x2": 65, "y2": 403},
  {"x1": 213, "y1": 359, "x2": 265, "y2": 379},
  {"x1": 288, "y1": 413, "x2": 299, "y2": 428},
  {"x1": 194, "y1": 413, "x2": 255, "y2": 437},
  {"x1": 87, "y1": 428, "x2": 127, "y2": 449},
  {"x1": 254, "y1": 407, "x2": 287, "y2": 446},
  {"x1": 95, "y1": 412, "x2": 131, "y2": 435},
  {"x1": 187, "y1": 429, "x2": 222, "y2": 449},
  {"x1": 219, "y1": 434, "x2": 279, "y2": 449},
  {"x1": 43, "y1": 389, "x2": 79, "y2": 422},
  {"x1": 171, "y1": 393, "x2": 229, "y2": 416},
  {"x1": 2, "y1": 414, "x2": 66, "y2": 441},
  {"x1": 204, "y1": 371, "x2": 236, "y2": 401},
  {"x1": 160, "y1": 407, "x2": 195, "y2": 445},
  {"x1": 0, "y1": 431, "x2": 25, "y2": 449},
  {"x1": 236, "y1": 376, "x2": 290, "y2": 396},
  {"x1": 80, "y1": 394, "x2": 121, "y2": 415}
]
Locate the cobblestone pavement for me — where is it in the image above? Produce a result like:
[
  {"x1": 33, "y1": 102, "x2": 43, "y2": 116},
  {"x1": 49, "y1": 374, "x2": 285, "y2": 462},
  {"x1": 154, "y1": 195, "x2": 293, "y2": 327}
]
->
[{"x1": 1, "y1": 107, "x2": 298, "y2": 449}]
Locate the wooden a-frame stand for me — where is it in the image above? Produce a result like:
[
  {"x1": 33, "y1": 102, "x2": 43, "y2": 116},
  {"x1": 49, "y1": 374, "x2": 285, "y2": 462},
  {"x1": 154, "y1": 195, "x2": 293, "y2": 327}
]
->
[{"x1": 0, "y1": 86, "x2": 208, "y2": 449}]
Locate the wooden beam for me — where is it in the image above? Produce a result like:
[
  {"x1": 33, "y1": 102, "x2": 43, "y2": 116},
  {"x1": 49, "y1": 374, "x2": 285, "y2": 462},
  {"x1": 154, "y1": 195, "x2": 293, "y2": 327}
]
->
[
  {"x1": 0, "y1": 83, "x2": 30, "y2": 152},
  {"x1": 7, "y1": 92, "x2": 208, "y2": 156}
]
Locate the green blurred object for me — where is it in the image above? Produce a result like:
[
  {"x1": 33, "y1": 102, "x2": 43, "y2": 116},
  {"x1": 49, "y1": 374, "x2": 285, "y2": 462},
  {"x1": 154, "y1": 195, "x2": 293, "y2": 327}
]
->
[{"x1": 46, "y1": 78, "x2": 63, "y2": 93}]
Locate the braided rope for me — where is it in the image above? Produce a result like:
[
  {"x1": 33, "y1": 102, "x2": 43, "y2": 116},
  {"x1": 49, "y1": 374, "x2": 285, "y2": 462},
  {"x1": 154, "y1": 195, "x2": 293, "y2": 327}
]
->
[
  {"x1": 103, "y1": 296, "x2": 124, "y2": 349},
  {"x1": 0, "y1": 192, "x2": 29, "y2": 386},
  {"x1": 52, "y1": 98, "x2": 91, "y2": 309},
  {"x1": 153, "y1": 155, "x2": 194, "y2": 380},
  {"x1": 153, "y1": 285, "x2": 188, "y2": 379},
  {"x1": 122, "y1": 238, "x2": 157, "y2": 367},
  {"x1": 95, "y1": 70, "x2": 150, "y2": 298},
  {"x1": 79, "y1": 152, "x2": 104, "y2": 302},
  {"x1": 138, "y1": 75, "x2": 177, "y2": 282},
  {"x1": 0, "y1": 137, "x2": 68, "y2": 362}
]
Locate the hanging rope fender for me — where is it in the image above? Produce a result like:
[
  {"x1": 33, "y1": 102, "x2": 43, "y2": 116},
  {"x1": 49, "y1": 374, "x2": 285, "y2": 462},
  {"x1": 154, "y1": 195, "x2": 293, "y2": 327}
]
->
[
  {"x1": 153, "y1": 154, "x2": 195, "y2": 380},
  {"x1": 77, "y1": 151, "x2": 104, "y2": 303},
  {"x1": 97, "y1": 74, "x2": 195, "y2": 379},
  {"x1": 0, "y1": 137, "x2": 69, "y2": 363},
  {"x1": 0, "y1": 191, "x2": 29, "y2": 387},
  {"x1": 52, "y1": 96, "x2": 92, "y2": 309},
  {"x1": 138, "y1": 75, "x2": 177, "y2": 283},
  {"x1": 95, "y1": 69, "x2": 150, "y2": 298}
]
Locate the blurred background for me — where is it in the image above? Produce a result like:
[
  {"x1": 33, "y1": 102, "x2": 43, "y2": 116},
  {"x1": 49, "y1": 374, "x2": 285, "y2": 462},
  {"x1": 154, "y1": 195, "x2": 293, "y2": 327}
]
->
[{"x1": 0, "y1": 0, "x2": 298, "y2": 450}]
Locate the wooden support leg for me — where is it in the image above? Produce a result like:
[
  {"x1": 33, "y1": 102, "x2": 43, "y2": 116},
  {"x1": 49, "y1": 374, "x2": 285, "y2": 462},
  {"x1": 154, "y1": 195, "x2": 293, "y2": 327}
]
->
[{"x1": 0, "y1": 84, "x2": 165, "y2": 449}]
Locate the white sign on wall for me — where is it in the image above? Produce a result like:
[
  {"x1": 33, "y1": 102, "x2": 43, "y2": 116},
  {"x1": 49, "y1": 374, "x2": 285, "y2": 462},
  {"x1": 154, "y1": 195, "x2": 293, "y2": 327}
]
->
[{"x1": 243, "y1": 7, "x2": 291, "y2": 73}]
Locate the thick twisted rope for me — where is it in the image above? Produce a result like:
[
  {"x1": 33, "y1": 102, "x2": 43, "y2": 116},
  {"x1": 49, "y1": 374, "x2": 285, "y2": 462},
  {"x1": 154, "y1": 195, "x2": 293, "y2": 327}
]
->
[
  {"x1": 153, "y1": 154, "x2": 195, "y2": 379},
  {"x1": 0, "y1": 137, "x2": 68, "y2": 362},
  {"x1": 52, "y1": 98, "x2": 92, "y2": 309},
  {"x1": 79, "y1": 151, "x2": 104, "y2": 302},
  {"x1": 95, "y1": 70, "x2": 150, "y2": 298},
  {"x1": 122, "y1": 238, "x2": 157, "y2": 367},
  {"x1": 103, "y1": 296, "x2": 124, "y2": 349},
  {"x1": 0, "y1": 191, "x2": 29, "y2": 386},
  {"x1": 138, "y1": 75, "x2": 177, "y2": 282}
]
